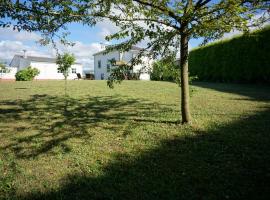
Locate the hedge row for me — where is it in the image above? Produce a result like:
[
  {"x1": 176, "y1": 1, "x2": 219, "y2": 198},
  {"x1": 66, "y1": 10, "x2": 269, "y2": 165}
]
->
[{"x1": 189, "y1": 26, "x2": 270, "y2": 83}]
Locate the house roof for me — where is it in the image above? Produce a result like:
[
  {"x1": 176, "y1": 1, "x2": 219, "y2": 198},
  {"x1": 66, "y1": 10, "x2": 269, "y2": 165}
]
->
[
  {"x1": 93, "y1": 46, "x2": 143, "y2": 56},
  {"x1": 13, "y1": 55, "x2": 82, "y2": 65}
]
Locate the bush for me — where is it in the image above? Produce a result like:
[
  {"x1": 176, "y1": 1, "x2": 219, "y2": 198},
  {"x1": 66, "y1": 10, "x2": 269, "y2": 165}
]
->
[
  {"x1": 189, "y1": 25, "x2": 270, "y2": 84},
  {"x1": 15, "y1": 67, "x2": 40, "y2": 81},
  {"x1": 151, "y1": 60, "x2": 179, "y2": 82}
]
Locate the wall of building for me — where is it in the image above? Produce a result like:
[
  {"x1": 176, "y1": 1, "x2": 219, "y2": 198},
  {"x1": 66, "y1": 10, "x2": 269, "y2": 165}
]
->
[
  {"x1": 30, "y1": 62, "x2": 83, "y2": 80},
  {"x1": 0, "y1": 67, "x2": 17, "y2": 79},
  {"x1": 133, "y1": 56, "x2": 153, "y2": 81},
  {"x1": 94, "y1": 51, "x2": 120, "y2": 80},
  {"x1": 4, "y1": 59, "x2": 83, "y2": 80},
  {"x1": 94, "y1": 50, "x2": 152, "y2": 81}
]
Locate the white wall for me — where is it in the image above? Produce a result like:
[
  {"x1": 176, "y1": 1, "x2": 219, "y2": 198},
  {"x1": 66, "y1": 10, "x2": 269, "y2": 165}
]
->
[
  {"x1": 94, "y1": 50, "x2": 152, "y2": 81},
  {"x1": 0, "y1": 67, "x2": 17, "y2": 79},
  {"x1": 133, "y1": 56, "x2": 153, "y2": 80},
  {"x1": 31, "y1": 62, "x2": 83, "y2": 80},
  {"x1": 94, "y1": 51, "x2": 120, "y2": 80},
  {"x1": 4, "y1": 58, "x2": 83, "y2": 80}
]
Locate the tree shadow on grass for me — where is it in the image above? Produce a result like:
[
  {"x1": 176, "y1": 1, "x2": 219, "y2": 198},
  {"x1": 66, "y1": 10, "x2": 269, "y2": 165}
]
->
[
  {"x1": 0, "y1": 94, "x2": 177, "y2": 159},
  {"x1": 193, "y1": 82, "x2": 270, "y2": 101},
  {"x1": 16, "y1": 106, "x2": 270, "y2": 200},
  {"x1": 1, "y1": 84, "x2": 270, "y2": 200}
]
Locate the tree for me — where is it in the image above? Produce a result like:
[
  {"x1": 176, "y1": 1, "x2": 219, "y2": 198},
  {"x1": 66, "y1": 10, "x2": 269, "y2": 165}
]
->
[
  {"x1": 101, "y1": 0, "x2": 269, "y2": 123},
  {"x1": 1, "y1": 0, "x2": 269, "y2": 123},
  {"x1": 56, "y1": 53, "x2": 75, "y2": 96}
]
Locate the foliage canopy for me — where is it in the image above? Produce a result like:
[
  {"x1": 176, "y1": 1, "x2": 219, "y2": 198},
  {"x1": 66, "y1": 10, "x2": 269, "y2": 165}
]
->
[{"x1": 56, "y1": 53, "x2": 76, "y2": 80}]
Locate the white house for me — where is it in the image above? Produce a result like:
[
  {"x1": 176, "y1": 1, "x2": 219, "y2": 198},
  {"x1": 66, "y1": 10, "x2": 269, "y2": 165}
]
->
[
  {"x1": 0, "y1": 55, "x2": 83, "y2": 80},
  {"x1": 93, "y1": 46, "x2": 153, "y2": 80}
]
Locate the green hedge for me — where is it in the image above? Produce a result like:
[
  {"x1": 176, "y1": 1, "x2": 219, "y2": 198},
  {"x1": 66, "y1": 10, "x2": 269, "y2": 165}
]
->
[{"x1": 189, "y1": 26, "x2": 270, "y2": 83}]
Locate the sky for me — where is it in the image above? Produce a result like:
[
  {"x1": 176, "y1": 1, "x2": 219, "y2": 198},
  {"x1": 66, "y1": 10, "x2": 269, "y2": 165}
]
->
[
  {"x1": 1, "y1": 0, "x2": 268, "y2": 71},
  {"x1": 1, "y1": 9, "x2": 267, "y2": 71},
  {"x1": 0, "y1": 18, "x2": 207, "y2": 71},
  {"x1": 0, "y1": 20, "x2": 115, "y2": 70}
]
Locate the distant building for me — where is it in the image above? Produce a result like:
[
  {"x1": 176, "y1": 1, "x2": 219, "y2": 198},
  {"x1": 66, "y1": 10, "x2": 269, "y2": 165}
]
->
[
  {"x1": 93, "y1": 46, "x2": 153, "y2": 80},
  {"x1": 1, "y1": 55, "x2": 83, "y2": 80}
]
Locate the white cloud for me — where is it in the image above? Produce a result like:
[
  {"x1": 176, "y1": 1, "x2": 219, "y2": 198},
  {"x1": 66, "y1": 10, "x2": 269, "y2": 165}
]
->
[
  {"x1": 0, "y1": 24, "x2": 104, "y2": 70},
  {"x1": 0, "y1": 38, "x2": 103, "y2": 69},
  {"x1": 60, "y1": 41, "x2": 102, "y2": 68},
  {"x1": 221, "y1": 12, "x2": 270, "y2": 40},
  {"x1": 0, "y1": 27, "x2": 49, "y2": 63},
  {"x1": 99, "y1": 27, "x2": 114, "y2": 40},
  {"x1": 222, "y1": 30, "x2": 242, "y2": 40},
  {"x1": 96, "y1": 19, "x2": 120, "y2": 41},
  {"x1": 0, "y1": 27, "x2": 41, "y2": 42},
  {"x1": 0, "y1": 40, "x2": 50, "y2": 60}
]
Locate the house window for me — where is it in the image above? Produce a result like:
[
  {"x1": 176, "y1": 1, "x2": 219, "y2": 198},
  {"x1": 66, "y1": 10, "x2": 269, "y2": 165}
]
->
[
  {"x1": 111, "y1": 58, "x2": 116, "y2": 65},
  {"x1": 107, "y1": 58, "x2": 116, "y2": 72},
  {"x1": 72, "y1": 68, "x2": 76, "y2": 73},
  {"x1": 57, "y1": 68, "x2": 63, "y2": 73},
  {"x1": 98, "y1": 60, "x2": 101, "y2": 68},
  {"x1": 101, "y1": 73, "x2": 104, "y2": 80},
  {"x1": 0, "y1": 69, "x2": 6, "y2": 73}
]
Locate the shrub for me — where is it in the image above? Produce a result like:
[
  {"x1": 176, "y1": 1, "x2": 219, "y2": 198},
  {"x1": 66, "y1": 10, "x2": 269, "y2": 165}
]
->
[
  {"x1": 15, "y1": 67, "x2": 40, "y2": 81},
  {"x1": 189, "y1": 25, "x2": 270, "y2": 83},
  {"x1": 151, "y1": 59, "x2": 179, "y2": 82}
]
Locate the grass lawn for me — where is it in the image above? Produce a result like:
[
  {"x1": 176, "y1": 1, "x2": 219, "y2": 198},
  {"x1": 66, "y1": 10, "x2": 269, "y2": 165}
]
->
[{"x1": 0, "y1": 80, "x2": 270, "y2": 200}]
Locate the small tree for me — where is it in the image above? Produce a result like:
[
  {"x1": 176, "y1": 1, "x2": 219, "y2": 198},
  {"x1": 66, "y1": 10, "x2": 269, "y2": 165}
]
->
[{"x1": 56, "y1": 53, "x2": 75, "y2": 96}]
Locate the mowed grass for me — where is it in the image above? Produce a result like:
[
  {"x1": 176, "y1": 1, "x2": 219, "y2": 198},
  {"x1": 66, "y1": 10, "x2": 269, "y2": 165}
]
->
[{"x1": 0, "y1": 80, "x2": 270, "y2": 200}]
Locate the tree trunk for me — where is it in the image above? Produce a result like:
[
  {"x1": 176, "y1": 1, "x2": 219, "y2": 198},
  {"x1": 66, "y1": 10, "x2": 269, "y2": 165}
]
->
[
  {"x1": 180, "y1": 33, "x2": 191, "y2": 123},
  {"x1": 64, "y1": 78, "x2": 68, "y2": 112},
  {"x1": 65, "y1": 78, "x2": 67, "y2": 97}
]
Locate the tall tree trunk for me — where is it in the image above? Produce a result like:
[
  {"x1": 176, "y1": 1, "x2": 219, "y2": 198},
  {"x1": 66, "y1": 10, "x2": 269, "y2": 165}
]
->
[{"x1": 180, "y1": 33, "x2": 191, "y2": 123}]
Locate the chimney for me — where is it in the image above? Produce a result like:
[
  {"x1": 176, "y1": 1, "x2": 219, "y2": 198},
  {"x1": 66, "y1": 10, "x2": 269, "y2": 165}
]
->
[
  {"x1": 100, "y1": 43, "x2": 106, "y2": 50},
  {"x1": 120, "y1": 52, "x2": 124, "y2": 61},
  {"x1": 23, "y1": 49, "x2": 27, "y2": 58}
]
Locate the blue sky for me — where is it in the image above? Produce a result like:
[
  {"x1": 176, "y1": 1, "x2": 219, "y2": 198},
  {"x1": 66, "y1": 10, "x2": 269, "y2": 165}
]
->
[
  {"x1": 65, "y1": 22, "x2": 203, "y2": 47},
  {"x1": 0, "y1": 18, "x2": 205, "y2": 70}
]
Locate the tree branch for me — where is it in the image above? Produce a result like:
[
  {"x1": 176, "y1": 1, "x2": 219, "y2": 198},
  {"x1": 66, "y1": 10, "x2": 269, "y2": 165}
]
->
[
  {"x1": 195, "y1": 0, "x2": 211, "y2": 10},
  {"x1": 106, "y1": 15, "x2": 181, "y2": 31},
  {"x1": 132, "y1": 0, "x2": 182, "y2": 23}
]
